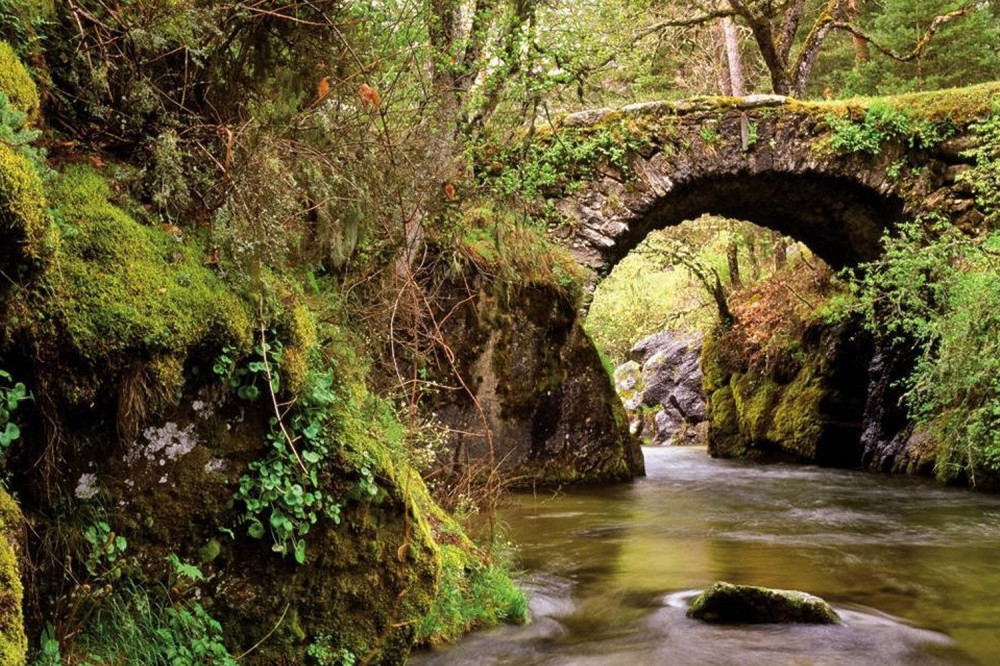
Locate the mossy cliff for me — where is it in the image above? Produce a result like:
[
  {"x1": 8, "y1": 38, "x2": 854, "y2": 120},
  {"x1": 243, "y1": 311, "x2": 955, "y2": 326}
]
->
[{"x1": 702, "y1": 318, "x2": 871, "y2": 466}]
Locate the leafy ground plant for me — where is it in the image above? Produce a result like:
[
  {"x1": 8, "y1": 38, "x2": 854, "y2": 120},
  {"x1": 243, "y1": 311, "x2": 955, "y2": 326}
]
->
[{"x1": 0, "y1": 368, "x2": 30, "y2": 462}]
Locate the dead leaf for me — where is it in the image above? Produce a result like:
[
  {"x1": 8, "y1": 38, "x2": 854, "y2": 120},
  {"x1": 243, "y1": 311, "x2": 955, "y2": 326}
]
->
[{"x1": 359, "y1": 83, "x2": 381, "y2": 111}]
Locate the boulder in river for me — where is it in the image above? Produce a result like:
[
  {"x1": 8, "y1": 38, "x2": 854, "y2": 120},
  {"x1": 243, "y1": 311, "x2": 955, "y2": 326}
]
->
[
  {"x1": 686, "y1": 582, "x2": 841, "y2": 625},
  {"x1": 612, "y1": 329, "x2": 706, "y2": 446}
]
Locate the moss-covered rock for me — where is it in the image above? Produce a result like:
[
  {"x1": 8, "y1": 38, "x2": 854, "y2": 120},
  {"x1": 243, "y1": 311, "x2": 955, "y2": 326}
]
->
[
  {"x1": 0, "y1": 142, "x2": 52, "y2": 280},
  {"x1": 432, "y1": 277, "x2": 643, "y2": 486},
  {"x1": 0, "y1": 488, "x2": 26, "y2": 666},
  {"x1": 707, "y1": 386, "x2": 743, "y2": 458},
  {"x1": 687, "y1": 582, "x2": 840, "y2": 625},
  {"x1": 7, "y1": 164, "x2": 251, "y2": 417},
  {"x1": 63, "y1": 313, "x2": 526, "y2": 664},
  {"x1": 702, "y1": 319, "x2": 870, "y2": 465},
  {"x1": 731, "y1": 372, "x2": 780, "y2": 442},
  {"x1": 0, "y1": 41, "x2": 39, "y2": 122},
  {"x1": 700, "y1": 333, "x2": 731, "y2": 393},
  {"x1": 768, "y1": 361, "x2": 826, "y2": 459}
]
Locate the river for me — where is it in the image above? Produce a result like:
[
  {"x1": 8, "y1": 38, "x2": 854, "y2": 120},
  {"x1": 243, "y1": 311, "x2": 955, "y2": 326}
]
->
[{"x1": 411, "y1": 446, "x2": 1000, "y2": 665}]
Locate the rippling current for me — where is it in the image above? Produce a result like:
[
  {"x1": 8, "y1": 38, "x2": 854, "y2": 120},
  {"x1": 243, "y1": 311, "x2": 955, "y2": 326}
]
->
[{"x1": 411, "y1": 446, "x2": 1000, "y2": 665}]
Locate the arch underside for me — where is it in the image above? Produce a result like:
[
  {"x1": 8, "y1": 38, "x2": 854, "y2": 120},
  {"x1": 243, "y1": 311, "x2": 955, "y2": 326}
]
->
[{"x1": 600, "y1": 172, "x2": 905, "y2": 271}]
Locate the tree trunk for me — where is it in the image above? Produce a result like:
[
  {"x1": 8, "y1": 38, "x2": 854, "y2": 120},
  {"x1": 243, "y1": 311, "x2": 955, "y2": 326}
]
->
[
  {"x1": 848, "y1": 0, "x2": 870, "y2": 63},
  {"x1": 717, "y1": 22, "x2": 733, "y2": 95},
  {"x1": 727, "y1": 237, "x2": 742, "y2": 288},
  {"x1": 728, "y1": 0, "x2": 792, "y2": 95},
  {"x1": 746, "y1": 231, "x2": 761, "y2": 280},
  {"x1": 721, "y1": 16, "x2": 745, "y2": 95},
  {"x1": 771, "y1": 229, "x2": 787, "y2": 270},
  {"x1": 710, "y1": 269, "x2": 735, "y2": 328}
]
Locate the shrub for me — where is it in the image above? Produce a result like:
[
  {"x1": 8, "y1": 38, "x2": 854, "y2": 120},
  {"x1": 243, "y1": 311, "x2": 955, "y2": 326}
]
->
[
  {"x1": 849, "y1": 218, "x2": 1000, "y2": 485},
  {"x1": 828, "y1": 101, "x2": 950, "y2": 155}
]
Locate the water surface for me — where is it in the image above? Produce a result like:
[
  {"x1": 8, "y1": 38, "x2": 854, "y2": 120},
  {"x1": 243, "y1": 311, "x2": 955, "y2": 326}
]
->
[{"x1": 413, "y1": 446, "x2": 1000, "y2": 665}]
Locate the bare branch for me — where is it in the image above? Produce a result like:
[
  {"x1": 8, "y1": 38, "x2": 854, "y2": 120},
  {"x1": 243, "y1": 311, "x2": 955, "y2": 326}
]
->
[
  {"x1": 831, "y1": 3, "x2": 978, "y2": 63},
  {"x1": 634, "y1": 8, "x2": 740, "y2": 41}
]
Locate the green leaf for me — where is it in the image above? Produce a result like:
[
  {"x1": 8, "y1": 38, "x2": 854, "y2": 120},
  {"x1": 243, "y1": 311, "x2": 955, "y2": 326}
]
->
[
  {"x1": 248, "y1": 520, "x2": 266, "y2": 539},
  {"x1": 238, "y1": 385, "x2": 260, "y2": 401},
  {"x1": 294, "y1": 539, "x2": 306, "y2": 564}
]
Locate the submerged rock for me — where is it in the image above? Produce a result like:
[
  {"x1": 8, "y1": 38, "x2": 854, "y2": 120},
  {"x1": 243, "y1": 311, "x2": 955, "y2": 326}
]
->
[{"x1": 686, "y1": 582, "x2": 840, "y2": 625}]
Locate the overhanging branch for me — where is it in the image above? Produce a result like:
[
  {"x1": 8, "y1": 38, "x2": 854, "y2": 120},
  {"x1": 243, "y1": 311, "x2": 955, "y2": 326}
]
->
[
  {"x1": 634, "y1": 9, "x2": 741, "y2": 41},
  {"x1": 831, "y1": 3, "x2": 978, "y2": 63}
]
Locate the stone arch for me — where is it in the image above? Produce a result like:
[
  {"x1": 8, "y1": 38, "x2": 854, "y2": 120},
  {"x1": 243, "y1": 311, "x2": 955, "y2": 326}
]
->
[
  {"x1": 591, "y1": 172, "x2": 904, "y2": 270},
  {"x1": 549, "y1": 94, "x2": 978, "y2": 279}
]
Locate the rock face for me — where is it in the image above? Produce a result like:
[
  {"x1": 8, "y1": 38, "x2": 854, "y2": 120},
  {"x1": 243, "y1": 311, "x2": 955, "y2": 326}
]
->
[
  {"x1": 434, "y1": 280, "x2": 644, "y2": 485},
  {"x1": 687, "y1": 582, "x2": 840, "y2": 625},
  {"x1": 613, "y1": 330, "x2": 706, "y2": 446},
  {"x1": 702, "y1": 319, "x2": 871, "y2": 466}
]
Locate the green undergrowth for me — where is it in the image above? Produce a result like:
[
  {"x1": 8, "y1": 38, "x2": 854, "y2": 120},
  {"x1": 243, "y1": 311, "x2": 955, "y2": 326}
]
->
[
  {"x1": 439, "y1": 201, "x2": 586, "y2": 300},
  {"x1": 827, "y1": 100, "x2": 953, "y2": 155},
  {"x1": 849, "y1": 216, "x2": 1000, "y2": 487},
  {"x1": 415, "y1": 541, "x2": 527, "y2": 646},
  {"x1": 73, "y1": 590, "x2": 235, "y2": 666},
  {"x1": 481, "y1": 117, "x2": 649, "y2": 198}
]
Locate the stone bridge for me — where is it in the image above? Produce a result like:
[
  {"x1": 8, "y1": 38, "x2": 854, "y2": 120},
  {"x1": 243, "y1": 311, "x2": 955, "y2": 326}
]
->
[
  {"x1": 436, "y1": 84, "x2": 996, "y2": 487},
  {"x1": 544, "y1": 85, "x2": 995, "y2": 275}
]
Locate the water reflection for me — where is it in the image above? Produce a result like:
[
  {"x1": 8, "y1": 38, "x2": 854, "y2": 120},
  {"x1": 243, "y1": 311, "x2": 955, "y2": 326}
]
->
[{"x1": 412, "y1": 447, "x2": 1000, "y2": 665}]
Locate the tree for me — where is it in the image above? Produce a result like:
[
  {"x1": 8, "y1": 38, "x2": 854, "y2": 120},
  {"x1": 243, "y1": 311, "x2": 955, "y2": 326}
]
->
[
  {"x1": 601, "y1": 0, "x2": 985, "y2": 98},
  {"x1": 839, "y1": 0, "x2": 1000, "y2": 94}
]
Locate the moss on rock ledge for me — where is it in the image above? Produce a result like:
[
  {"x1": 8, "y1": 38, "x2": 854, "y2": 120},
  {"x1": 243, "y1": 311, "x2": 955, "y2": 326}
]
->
[
  {"x1": 0, "y1": 142, "x2": 52, "y2": 281},
  {"x1": 7, "y1": 164, "x2": 251, "y2": 414},
  {"x1": 0, "y1": 488, "x2": 26, "y2": 666}
]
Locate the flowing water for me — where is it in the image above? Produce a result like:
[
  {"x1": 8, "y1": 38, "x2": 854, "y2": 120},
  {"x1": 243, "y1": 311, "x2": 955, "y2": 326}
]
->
[{"x1": 411, "y1": 446, "x2": 1000, "y2": 665}]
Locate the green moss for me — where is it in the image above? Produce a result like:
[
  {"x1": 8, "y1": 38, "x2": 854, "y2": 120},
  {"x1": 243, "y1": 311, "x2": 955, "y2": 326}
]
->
[
  {"x1": 731, "y1": 372, "x2": 780, "y2": 441},
  {"x1": 0, "y1": 142, "x2": 52, "y2": 277},
  {"x1": 700, "y1": 334, "x2": 730, "y2": 393},
  {"x1": 0, "y1": 488, "x2": 26, "y2": 666},
  {"x1": 687, "y1": 582, "x2": 839, "y2": 625},
  {"x1": 707, "y1": 386, "x2": 743, "y2": 458},
  {"x1": 768, "y1": 362, "x2": 825, "y2": 459},
  {"x1": 0, "y1": 41, "x2": 38, "y2": 122},
  {"x1": 198, "y1": 538, "x2": 221, "y2": 564},
  {"x1": 13, "y1": 164, "x2": 252, "y2": 408}
]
